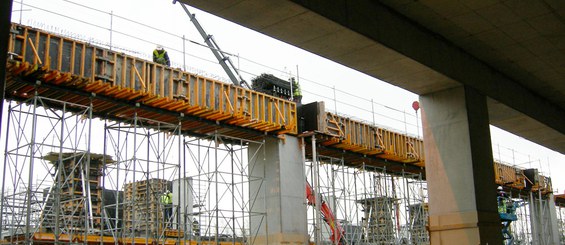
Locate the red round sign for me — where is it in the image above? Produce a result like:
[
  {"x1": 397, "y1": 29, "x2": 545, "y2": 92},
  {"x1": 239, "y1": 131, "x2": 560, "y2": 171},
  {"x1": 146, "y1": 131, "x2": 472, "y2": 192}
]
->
[{"x1": 412, "y1": 101, "x2": 420, "y2": 111}]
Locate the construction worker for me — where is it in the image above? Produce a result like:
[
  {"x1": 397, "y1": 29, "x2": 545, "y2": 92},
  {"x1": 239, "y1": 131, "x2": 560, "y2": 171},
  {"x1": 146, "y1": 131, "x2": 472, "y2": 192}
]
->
[
  {"x1": 192, "y1": 218, "x2": 200, "y2": 237},
  {"x1": 153, "y1": 45, "x2": 170, "y2": 66},
  {"x1": 497, "y1": 186, "x2": 516, "y2": 244},
  {"x1": 160, "y1": 190, "x2": 173, "y2": 227},
  {"x1": 291, "y1": 77, "x2": 302, "y2": 104},
  {"x1": 497, "y1": 186, "x2": 507, "y2": 214}
]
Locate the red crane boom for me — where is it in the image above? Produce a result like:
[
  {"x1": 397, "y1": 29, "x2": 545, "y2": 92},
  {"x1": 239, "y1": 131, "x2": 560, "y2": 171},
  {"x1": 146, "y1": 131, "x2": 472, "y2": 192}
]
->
[{"x1": 306, "y1": 181, "x2": 345, "y2": 244}]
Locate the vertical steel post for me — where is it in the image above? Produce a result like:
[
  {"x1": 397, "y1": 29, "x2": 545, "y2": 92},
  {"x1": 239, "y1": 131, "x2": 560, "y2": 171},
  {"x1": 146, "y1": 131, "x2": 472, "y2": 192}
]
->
[
  {"x1": 0, "y1": 102, "x2": 12, "y2": 240},
  {"x1": 25, "y1": 92, "x2": 39, "y2": 243},
  {"x1": 312, "y1": 135, "x2": 322, "y2": 244}
]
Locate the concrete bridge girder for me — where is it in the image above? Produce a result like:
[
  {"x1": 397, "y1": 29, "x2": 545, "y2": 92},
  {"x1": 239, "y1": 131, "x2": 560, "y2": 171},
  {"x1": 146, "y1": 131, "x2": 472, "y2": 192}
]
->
[{"x1": 180, "y1": 0, "x2": 565, "y2": 154}]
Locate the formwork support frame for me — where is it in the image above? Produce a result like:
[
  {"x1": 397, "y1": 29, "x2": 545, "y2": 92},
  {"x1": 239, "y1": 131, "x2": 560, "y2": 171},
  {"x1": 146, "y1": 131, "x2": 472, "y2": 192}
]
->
[
  {"x1": 184, "y1": 133, "x2": 267, "y2": 244},
  {"x1": 529, "y1": 192, "x2": 560, "y2": 244},
  {"x1": 102, "y1": 111, "x2": 183, "y2": 242},
  {"x1": 304, "y1": 135, "x2": 429, "y2": 245},
  {"x1": 0, "y1": 93, "x2": 94, "y2": 243}
]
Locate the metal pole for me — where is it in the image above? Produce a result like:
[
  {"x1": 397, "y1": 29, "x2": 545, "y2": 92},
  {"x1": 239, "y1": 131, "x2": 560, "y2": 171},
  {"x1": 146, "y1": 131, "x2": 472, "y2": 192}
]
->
[
  {"x1": 101, "y1": 120, "x2": 109, "y2": 242},
  {"x1": 231, "y1": 146, "x2": 236, "y2": 245},
  {"x1": 333, "y1": 86, "x2": 337, "y2": 113},
  {"x1": 312, "y1": 136, "x2": 322, "y2": 244},
  {"x1": 133, "y1": 111, "x2": 139, "y2": 244},
  {"x1": 55, "y1": 102, "x2": 67, "y2": 243},
  {"x1": 183, "y1": 35, "x2": 186, "y2": 71},
  {"x1": 371, "y1": 99, "x2": 375, "y2": 126},
  {"x1": 145, "y1": 128, "x2": 150, "y2": 243},
  {"x1": 331, "y1": 165, "x2": 337, "y2": 245},
  {"x1": 215, "y1": 133, "x2": 219, "y2": 244},
  {"x1": 177, "y1": 121, "x2": 182, "y2": 244},
  {"x1": 0, "y1": 102, "x2": 12, "y2": 240},
  {"x1": 25, "y1": 93, "x2": 39, "y2": 243},
  {"x1": 109, "y1": 10, "x2": 113, "y2": 50},
  {"x1": 415, "y1": 110, "x2": 420, "y2": 138}
]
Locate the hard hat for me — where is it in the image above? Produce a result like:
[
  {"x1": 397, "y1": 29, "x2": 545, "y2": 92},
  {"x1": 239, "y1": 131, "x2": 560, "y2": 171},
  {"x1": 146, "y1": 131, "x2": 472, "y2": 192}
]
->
[
  {"x1": 497, "y1": 186, "x2": 503, "y2": 191},
  {"x1": 156, "y1": 45, "x2": 163, "y2": 50}
]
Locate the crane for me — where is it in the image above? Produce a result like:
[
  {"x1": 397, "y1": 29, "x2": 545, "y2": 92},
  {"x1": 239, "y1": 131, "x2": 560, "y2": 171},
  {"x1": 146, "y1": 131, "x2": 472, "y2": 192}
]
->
[
  {"x1": 306, "y1": 181, "x2": 346, "y2": 245},
  {"x1": 174, "y1": 1, "x2": 251, "y2": 89}
]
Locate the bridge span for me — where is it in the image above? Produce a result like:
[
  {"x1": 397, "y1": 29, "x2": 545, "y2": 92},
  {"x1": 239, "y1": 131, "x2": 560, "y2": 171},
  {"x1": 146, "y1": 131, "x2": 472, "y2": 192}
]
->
[{"x1": 1, "y1": 23, "x2": 560, "y2": 244}]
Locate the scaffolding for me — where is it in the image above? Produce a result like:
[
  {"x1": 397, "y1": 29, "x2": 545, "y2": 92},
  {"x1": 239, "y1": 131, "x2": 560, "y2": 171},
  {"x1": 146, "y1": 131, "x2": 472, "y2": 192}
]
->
[
  {"x1": 305, "y1": 144, "x2": 428, "y2": 245},
  {"x1": 101, "y1": 113, "x2": 182, "y2": 242},
  {"x1": 0, "y1": 94, "x2": 94, "y2": 243},
  {"x1": 556, "y1": 195, "x2": 565, "y2": 244},
  {"x1": 0, "y1": 91, "x2": 266, "y2": 244},
  {"x1": 183, "y1": 134, "x2": 267, "y2": 244}
]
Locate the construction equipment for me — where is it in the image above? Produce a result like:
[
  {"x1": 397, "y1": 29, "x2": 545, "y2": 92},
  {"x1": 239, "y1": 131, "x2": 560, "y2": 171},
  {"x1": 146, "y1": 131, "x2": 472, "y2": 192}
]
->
[
  {"x1": 497, "y1": 187, "x2": 524, "y2": 245},
  {"x1": 306, "y1": 181, "x2": 345, "y2": 245},
  {"x1": 174, "y1": 0, "x2": 251, "y2": 89},
  {"x1": 251, "y1": 73, "x2": 294, "y2": 100}
]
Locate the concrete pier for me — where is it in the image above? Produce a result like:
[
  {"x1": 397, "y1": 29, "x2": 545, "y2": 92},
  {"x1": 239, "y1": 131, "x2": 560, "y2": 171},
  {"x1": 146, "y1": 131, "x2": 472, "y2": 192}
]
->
[
  {"x1": 421, "y1": 86, "x2": 502, "y2": 244},
  {"x1": 249, "y1": 136, "x2": 308, "y2": 245}
]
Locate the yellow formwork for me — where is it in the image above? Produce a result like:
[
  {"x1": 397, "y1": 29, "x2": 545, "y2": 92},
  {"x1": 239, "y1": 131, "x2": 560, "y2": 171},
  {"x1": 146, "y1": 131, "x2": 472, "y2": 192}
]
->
[
  {"x1": 317, "y1": 110, "x2": 551, "y2": 192},
  {"x1": 6, "y1": 23, "x2": 296, "y2": 136},
  {"x1": 322, "y1": 111, "x2": 424, "y2": 167}
]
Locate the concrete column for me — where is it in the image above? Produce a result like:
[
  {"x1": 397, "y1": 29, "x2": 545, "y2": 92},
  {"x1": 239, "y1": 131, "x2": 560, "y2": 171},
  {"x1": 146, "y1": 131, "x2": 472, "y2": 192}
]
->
[
  {"x1": 172, "y1": 177, "x2": 193, "y2": 234},
  {"x1": 249, "y1": 136, "x2": 308, "y2": 245},
  {"x1": 421, "y1": 86, "x2": 502, "y2": 244}
]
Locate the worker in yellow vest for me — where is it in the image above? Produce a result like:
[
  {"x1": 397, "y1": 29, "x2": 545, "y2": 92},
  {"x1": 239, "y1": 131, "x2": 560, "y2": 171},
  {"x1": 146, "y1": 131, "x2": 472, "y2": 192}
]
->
[
  {"x1": 160, "y1": 190, "x2": 173, "y2": 227},
  {"x1": 292, "y1": 77, "x2": 302, "y2": 104},
  {"x1": 153, "y1": 45, "x2": 170, "y2": 66},
  {"x1": 192, "y1": 218, "x2": 200, "y2": 237}
]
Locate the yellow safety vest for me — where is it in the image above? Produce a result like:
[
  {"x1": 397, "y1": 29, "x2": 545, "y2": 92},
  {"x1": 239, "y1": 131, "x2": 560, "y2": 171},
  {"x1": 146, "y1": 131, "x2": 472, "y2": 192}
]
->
[
  {"x1": 293, "y1": 81, "x2": 302, "y2": 97},
  {"x1": 153, "y1": 49, "x2": 168, "y2": 64},
  {"x1": 160, "y1": 192, "x2": 172, "y2": 204}
]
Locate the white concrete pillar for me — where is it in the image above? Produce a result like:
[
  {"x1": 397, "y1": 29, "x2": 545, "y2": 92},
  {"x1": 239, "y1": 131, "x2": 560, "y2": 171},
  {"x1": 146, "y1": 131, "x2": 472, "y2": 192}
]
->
[
  {"x1": 421, "y1": 86, "x2": 502, "y2": 244},
  {"x1": 172, "y1": 177, "x2": 193, "y2": 234},
  {"x1": 248, "y1": 136, "x2": 308, "y2": 244}
]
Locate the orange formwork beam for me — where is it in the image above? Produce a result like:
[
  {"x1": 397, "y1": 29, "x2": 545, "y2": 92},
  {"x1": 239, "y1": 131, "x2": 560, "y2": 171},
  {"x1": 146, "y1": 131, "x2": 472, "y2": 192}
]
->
[
  {"x1": 6, "y1": 23, "x2": 297, "y2": 138},
  {"x1": 302, "y1": 102, "x2": 552, "y2": 192}
]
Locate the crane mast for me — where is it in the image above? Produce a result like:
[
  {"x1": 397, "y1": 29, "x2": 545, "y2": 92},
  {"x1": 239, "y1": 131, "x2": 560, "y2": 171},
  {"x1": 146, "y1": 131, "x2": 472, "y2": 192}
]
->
[{"x1": 174, "y1": 1, "x2": 250, "y2": 89}]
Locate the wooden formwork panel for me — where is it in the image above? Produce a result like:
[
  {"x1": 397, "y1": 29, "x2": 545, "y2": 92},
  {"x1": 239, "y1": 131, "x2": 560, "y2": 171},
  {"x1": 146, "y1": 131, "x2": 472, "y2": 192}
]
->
[
  {"x1": 493, "y1": 162, "x2": 525, "y2": 189},
  {"x1": 6, "y1": 23, "x2": 297, "y2": 137},
  {"x1": 302, "y1": 102, "x2": 552, "y2": 193},
  {"x1": 317, "y1": 110, "x2": 424, "y2": 167}
]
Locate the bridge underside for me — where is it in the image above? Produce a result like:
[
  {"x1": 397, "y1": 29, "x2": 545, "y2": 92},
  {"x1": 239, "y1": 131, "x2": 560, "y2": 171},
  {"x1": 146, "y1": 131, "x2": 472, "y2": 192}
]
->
[{"x1": 182, "y1": 0, "x2": 565, "y2": 154}]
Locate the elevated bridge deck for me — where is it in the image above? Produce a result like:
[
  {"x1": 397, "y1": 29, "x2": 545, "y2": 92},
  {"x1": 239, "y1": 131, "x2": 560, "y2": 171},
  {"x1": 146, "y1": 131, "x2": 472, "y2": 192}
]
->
[
  {"x1": 6, "y1": 23, "x2": 297, "y2": 140},
  {"x1": 5, "y1": 23, "x2": 552, "y2": 194}
]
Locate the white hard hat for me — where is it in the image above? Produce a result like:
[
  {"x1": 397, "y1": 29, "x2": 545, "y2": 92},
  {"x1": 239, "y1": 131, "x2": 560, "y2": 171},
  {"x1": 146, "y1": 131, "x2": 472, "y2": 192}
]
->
[
  {"x1": 497, "y1": 186, "x2": 503, "y2": 191},
  {"x1": 156, "y1": 45, "x2": 163, "y2": 50}
]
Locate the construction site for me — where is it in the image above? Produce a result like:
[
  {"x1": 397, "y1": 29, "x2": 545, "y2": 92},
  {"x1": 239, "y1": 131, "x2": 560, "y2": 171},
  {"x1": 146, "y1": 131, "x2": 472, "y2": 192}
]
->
[{"x1": 1, "y1": 1, "x2": 565, "y2": 245}]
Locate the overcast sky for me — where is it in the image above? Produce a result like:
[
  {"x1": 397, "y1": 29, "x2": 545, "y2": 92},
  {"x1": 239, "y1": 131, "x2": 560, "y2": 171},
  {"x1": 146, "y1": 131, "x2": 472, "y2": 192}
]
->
[{"x1": 8, "y1": 0, "x2": 565, "y2": 193}]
